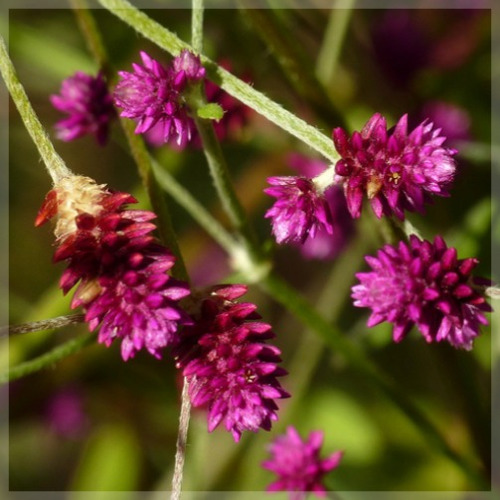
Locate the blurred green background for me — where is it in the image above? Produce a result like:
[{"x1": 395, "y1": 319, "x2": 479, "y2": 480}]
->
[{"x1": 5, "y1": 5, "x2": 495, "y2": 495}]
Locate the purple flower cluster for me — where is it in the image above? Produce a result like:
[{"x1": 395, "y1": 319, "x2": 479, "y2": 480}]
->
[
  {"x1": 264, "y1": 176, "x2": 333, "y2": 245},
  {"x1": 114, "y1": 50, "x2": 205, "y2": 147},
  {"x1": 51, "y1": 72, "x2": 115, "y2": 145},
  {"x1": 288, "y1": 153, "x2": 355, "y2": 260},
  {"x1": 36, "y1": 175, "x2": 191, "y2": 360},
  {"x1": 175, "y1": 284, "x2": 289, "y2": 442},
  {"x1": 333, "y1": 113, "x2": 457, "y2": 219},
  {"x1": 262, "y1": 426, "x2": 343, "y2": 500},
  {"x1": 352, "y1": 235, "x2": 492, "y2": 349},
  {"x1": 144, "y1": 59, "x2": 251, "y2": 149}
]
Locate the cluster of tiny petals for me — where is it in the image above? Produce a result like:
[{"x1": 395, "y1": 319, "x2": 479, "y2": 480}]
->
[
  {"x1": 262, "y1": 426, "x2": 343, "y2": 500},
  {"x1": 114, "y1": 50, "x2": 204, "y2": 147},
  {"x1": 264, "y1": 176, "x2": 333, "y2": 245},
  {"x1": 50, "y1": 71, "x2": 115, "y2": 146},
  {"x1": 36, "y1": 175, "x2": 191, "y2": 360},
  {"x1": 174, "y1": 284, "x2": 289, "y2": 442},
  {"x1": 352, "y1": 235, "x2": 492, "y2": 349},
  {"x1": 332, "y1": 113, "x2": 457, "y2": 220}
]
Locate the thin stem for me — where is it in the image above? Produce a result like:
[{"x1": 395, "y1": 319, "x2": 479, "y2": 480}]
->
[
  {"x1": 71, "y1": 3, "x2": 189, "y2": 282},
  {"x1": 1, "y1": 314, "x2": 85, "y2": 338},
  {"x1": 0, "y1": 35, "x2": 72, "y2": 183},
  {"x1": 171, "y1": 377, "x2": 192, "y2": 500},
  {"x1": 96, "y1": 0, "x2": 340, "y2": 163},
  {"x1": 191, "y1": 0, "x2": 204, "y2": 54},
  {"x1": 193, "y1": 114, "x2": 259, "y2": 254},
  {"x1": 315, "y1": 0, "x2": 356, "y2": 86},
  {"x1": 1, "y1": 333, "x2": 97, "y2": 385},
  {"x1": 239, "y1": 5, "x2": 346, "y2": 129},
  {"x1": 70, "y1": 0, "x2": 108, "y2": 71},
  {"x1": 150, "y1": 159, "x2": 238, "y2": 254}
]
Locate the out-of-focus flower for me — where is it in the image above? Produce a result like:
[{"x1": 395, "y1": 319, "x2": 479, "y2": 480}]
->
[
  {"x1": 45, "y1": 388, "x2": 88, "y2": 439},
  {"x1": 371, "y1": 10, "x2": 429, "y2": 88},
  {"x1": 262, "y1": 426, "x2": 343, "y2": 500},
  {"x1": 333, "y1": 113, "x2": 457, "y2": 220},
  {"x1": 174, "y1": 284, "x2": 289, "y2": 442},
  {"x1": 264, "y1": 176, "x2": 333, "y2": 245},
  {"x1": 50, "y1": 72, "x2": 115, "y2": 145},
  {"x1": 352, "y1": 235, "x2": 492, "y2": 349},
  {"x1": 114, "y1": 51, "x2": 200, "y2": 147},
  {"x1": 288, "y1": 153, "x2": 355, "y2": 260},
  {"x1": 36, "y1": 174, "x2": 191, "y2": 361},
  {"x1": 419, "y1": 101, "x2": 471, "y2": 143}
]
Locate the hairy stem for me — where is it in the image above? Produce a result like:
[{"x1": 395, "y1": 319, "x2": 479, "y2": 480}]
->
[
  {"x1": 0, "y1": 36, "x2": 72, "y2": 183},
  {"x1": 1, "y1": 314, "x2": 85, "y2": 338}
]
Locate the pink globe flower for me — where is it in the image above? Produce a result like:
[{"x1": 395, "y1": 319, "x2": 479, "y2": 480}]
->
[
  {"x1": 114, "y1": 51, "x2": 204, "y2": 147},
  {"x1": 333, "y1": 113, "x2": 457, "y2": 220},
  {"x1": 174, "y1": 284, "x2": 289, "y2": 442},
  {"x1": 262, "y1": 426, "x2": 343, "y2": 500},
  {"x1": 36, "y1": 175, "x2": 191, "y2": 360},
  {"x1": 352, "y1": 235, "x2": 492, "y2": 349},
  {"x1": 264, "y1": 176, "x2": 333, "y2": 245}
]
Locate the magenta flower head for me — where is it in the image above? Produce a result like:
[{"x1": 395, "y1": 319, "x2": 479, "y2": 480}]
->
[
  {"x1": 36, "y1": 175, "x2": 191, "y2": 360},
  {"x1": 262, "y1": 426, "x2": 343, "y2": 500},
  {"x1": 288, "y1": 153, "x2": 355, "y2": 260},
  {"x1": 145, "y1": 59, "x2": 250, "y2": 149},
  {"x1": 333, "y1": 113, "x2": 457, "y2": 220},
  {"x1": 114, "y1": 51, "x2": 203, "y2": 147},
  {"x1": 50, "y1": 72, "x2": 115, "y2": 146},
  {"x1": 352, "y1": 235, "x2": 492, "y2": 349},
  {"x1": 174, "y1": 284, "x2": 289, "y2": 442},
  {"x1": 264, "y1": 176, "x2": 333, "y2": 245}
]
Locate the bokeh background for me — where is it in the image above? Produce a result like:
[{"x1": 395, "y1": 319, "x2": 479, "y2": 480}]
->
[{"x1": 5, "y1": 4, "x2": 496, "y2": 495}]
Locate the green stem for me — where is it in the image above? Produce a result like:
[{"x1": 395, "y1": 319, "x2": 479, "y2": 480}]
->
[
  {"x1": 1, "y1": 333, "x2": 97, "y2": 384},
  {"x1": 71, "y1": 3, "x2": 189, "y2": 282},
  {"x1": 96, "y1": 0, "x2": 340, "y2": 163},
  {"x1": 191, "y1": 0, "x2": 204, "y2": 54},
  {"x1": 315, "y1": 0, "x2": 356, "y2": 86},
  {"x1": 150, "y1": 158, "x2": 238, "y2": 254},
  {"x1": 239, "y1": 5, "x2": 346, "y2": 129},
  {"x1": 193, "y1": 114, "x2": 260, "y2": 253},
  {"x1": 0, "y1": 36, "x2": 72, "y2": 183}
]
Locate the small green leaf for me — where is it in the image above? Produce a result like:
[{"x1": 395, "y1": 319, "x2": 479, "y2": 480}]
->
[{"x1": 197, "y1": 103, "x2": 224, "y2": 120}]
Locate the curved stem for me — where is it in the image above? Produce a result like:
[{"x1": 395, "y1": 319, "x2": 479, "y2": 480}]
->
[
  {"x1": 96, "y1": 0, "x2": 340, "y2": 163},
  {"x1": 0, "y1": 36, "x2": 72, "y2": 183},
  {"x1": 1, "y1": 333, "x2": 97, "y2": 384}
]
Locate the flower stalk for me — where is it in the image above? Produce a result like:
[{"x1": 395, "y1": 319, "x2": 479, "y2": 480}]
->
[{"x1": 0, "y1": 36, "x2": 72, "y2": 183}]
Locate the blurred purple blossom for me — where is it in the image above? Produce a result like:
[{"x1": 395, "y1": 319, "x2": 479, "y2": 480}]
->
[{"x1": 262, "y1": 426, "x2": 343, "y2": 500}]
